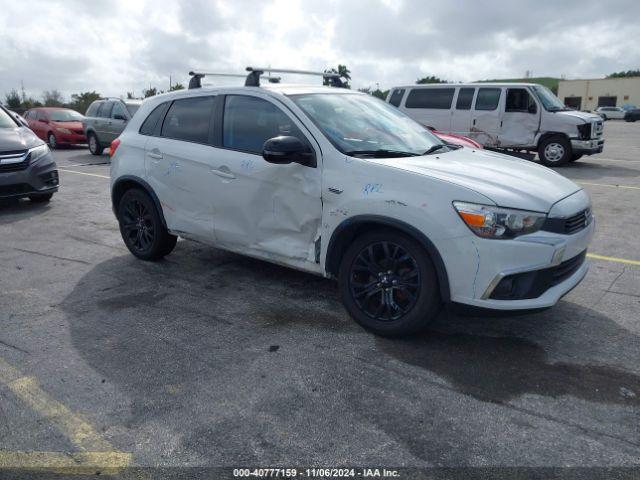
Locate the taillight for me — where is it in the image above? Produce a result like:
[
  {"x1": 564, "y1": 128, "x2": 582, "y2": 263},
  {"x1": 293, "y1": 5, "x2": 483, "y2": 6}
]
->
[{"x1": 110, "y1": 138, "x2": 121, "y2": 157}]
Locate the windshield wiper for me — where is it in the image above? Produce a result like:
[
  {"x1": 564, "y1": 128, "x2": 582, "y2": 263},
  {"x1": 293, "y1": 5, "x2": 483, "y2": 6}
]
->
[
  {"x1": 422, "y1": 144, "x2": 448, "y2": 155},
  {"x1": 345, "y1": 149, "x2": 420, "y2": 158}
]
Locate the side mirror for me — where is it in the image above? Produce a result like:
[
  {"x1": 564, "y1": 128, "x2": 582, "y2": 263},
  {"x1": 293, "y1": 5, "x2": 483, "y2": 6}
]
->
[
  {"x1": 114, "y1": 114, "x2": 127, "y2": 121},
  {"x1": 40, "y1": 118, "x2": 49, "y2": 124},
  {"x1": 262, "y1": 136, "x2": 315, "y2": 167}
]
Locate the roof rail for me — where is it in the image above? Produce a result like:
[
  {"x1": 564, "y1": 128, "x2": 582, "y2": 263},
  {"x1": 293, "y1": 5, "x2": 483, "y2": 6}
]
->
[
  {"x1": 188, "y1": 71, "x2": 282, "y2": 89},
  {"x1": 244, "y1": 67, "x2": 344, "y2": 87}
]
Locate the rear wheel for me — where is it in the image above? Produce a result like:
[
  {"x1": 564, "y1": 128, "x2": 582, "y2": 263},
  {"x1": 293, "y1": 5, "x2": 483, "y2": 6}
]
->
[
  {"x1": 338, "y1": 229, "x2": 441, "y2": 336},
  {"x1": 88, "y1": 132, "x2": 103, "y2": 155},
  {"x1": 28, "y1": 193, "x2": 53, "y2": 203},
  {"x1": 117, "y1": 189, "x2": 177, "y2": 260},
  {"x1": 538, "y1": 135, "x2": 571, "y2": 167}
]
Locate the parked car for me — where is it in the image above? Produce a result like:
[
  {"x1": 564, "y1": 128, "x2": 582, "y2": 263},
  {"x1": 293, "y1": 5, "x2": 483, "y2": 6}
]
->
[
  {"x1": 594, "y1": 106, "x2": 625, "y2": 120},
  {"x1": 624, "y1": 109, "x2": 640, "y2": 122},
  {"x1": 0, "y1": 105, "x2": 58, "y2": 202},
  {"x1": 83, "y1": 98, "x2": 141, "y2": 155},
  {"x1": 427, "y1": 127, "x2": 482, "y2": 149},
  {"x1": 386, "y1": 83, "x2": 604, "y2": 166},
  {"x1": 8, "y1": 110, "x2": 29, "y2": 128},
  {"x1": 24, "y1": 107, "x2": 86, "y2": 148},
  {"x1": 109, "y1": 68, "x2": 594, "y2": 336}
]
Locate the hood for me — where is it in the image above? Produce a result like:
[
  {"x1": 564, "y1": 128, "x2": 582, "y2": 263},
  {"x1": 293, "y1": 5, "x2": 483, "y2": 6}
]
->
[
  {"x1": 51, "y1": 120, "x2": 84, "y2": 129},
  {"x1": 0, "y1": 126, "x2": 43, "y2": 151},
  {"x1": 377, "y1": 148, "x2": 581, "y2": 212},
  {"x1": 553, "y1": 110, "x2": 601, "y2": 123}
]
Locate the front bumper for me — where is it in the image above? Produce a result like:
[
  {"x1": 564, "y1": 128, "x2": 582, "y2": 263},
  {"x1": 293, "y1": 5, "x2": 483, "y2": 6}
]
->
[
  {"x1": 571, "y1": 138, "x2": 604, "y2": 155},
  {"x1": 441, "y1": 216, "x2": 594, "y2": 311},
  {"x1": 56, "y1": 132, "x2": 87, "y2": 145},
  {"x1": 0, "y1": 154, "x2": 59, "y2": 199}
]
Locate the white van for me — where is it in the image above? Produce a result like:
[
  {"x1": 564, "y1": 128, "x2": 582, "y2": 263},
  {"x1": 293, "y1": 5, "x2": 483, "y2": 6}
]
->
[{"x1": 387, "y1": 83, "x2": 604, "y2": 166}]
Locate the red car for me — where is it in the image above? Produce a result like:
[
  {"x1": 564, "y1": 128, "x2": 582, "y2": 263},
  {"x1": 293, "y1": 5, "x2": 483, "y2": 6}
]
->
[
  {"x1": 24, "y1": 107, "x2": 86, "y2": 148},
  {"x1": 424, "y1": 125, "x2": 482, "y2": 149}
]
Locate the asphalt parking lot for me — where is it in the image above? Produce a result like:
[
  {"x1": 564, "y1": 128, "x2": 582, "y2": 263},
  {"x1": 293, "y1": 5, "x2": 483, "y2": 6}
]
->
[{"x1": 1, "y1": 121, "x2": 639, "y2": 476}]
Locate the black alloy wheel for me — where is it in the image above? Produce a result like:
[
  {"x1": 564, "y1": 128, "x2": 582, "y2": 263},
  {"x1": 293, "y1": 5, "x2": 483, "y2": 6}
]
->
[
  {"x1": 117, "y1": 189, "x2": 177, "y2": 260},
  {"x1": 339, "y1": 229, "x2": 440, "y2": 336}
]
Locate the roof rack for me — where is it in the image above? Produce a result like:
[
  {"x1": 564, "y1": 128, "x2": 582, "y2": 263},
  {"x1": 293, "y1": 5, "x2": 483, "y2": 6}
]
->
[
  {"x1": 245, "y1": 67, "x2": 344, "y2": 87},
  {"x1": 188, "y1": 71, "x2": 281, "y2": 89},
  {"x1": 188, "y1": 67, "x2": 346, "y2": 89}
]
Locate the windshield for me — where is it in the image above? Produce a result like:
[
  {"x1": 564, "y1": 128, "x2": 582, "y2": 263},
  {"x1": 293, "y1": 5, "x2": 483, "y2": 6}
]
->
[
  {"x1": 49, "y1": 110, "x2": 84, "y2": 121},
  {"x1": 0, "y1": 108, "x2": 18, "y2": 128},
  {"x1": 289, "y1": 93, "x2": 442, "y2": 157},
  {"x1": 531, "y1": 85, "x2": 568, "y2": 111}
]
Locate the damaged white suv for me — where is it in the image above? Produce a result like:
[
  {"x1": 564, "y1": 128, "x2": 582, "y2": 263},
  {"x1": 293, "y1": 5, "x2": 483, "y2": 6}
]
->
[{"x1": 110, "y1": 68, "x2": 594, "y2": 335}]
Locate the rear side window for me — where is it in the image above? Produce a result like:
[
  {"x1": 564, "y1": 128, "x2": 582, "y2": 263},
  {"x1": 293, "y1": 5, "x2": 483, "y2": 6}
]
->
[
  {"x1": 97, "y1": 102, "x2": 113, "y2": 118},
  {"x1": 139, "y1": 103, "x2": 169, "y2": 136},
  {"x1": 36, "y1": 110, "x2": 47, "y2": 120},
  {"x1": 405, "y1": 88, "x2": 455, "y2": 109},
  {"x1": 112, "y1": 102, "x2": 128, "y2": 119},
  {"x1": 455, "y1": 88, "x2": 475, "y2": 110},
  {"x1": 475, "y1": 88, "x2": 501, "y2": 111},
  {"x1": 125, "y1": 103, "x2": 140, "y2": 116},
  {"x1": 223, "y1": 95, "x2": 304, "y2": 154},
  {"x1": 161, "y1": 96, "x2": 215, "y2": 144},
  {"x1": 85, "y1": 102, "x2": 100, "y2": 117},
  {"x1": 388, "y1": 89, "x2": 405, "y2": 107}
]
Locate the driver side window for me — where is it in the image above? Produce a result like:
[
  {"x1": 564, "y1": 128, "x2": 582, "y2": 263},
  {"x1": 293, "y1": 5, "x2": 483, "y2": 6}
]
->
[
  {"x1": 506, "y1": 88, "x2": 537, "y2": 113},
  {"x1": 222, "y1": 95, "x2": 306, "y2": 154}
]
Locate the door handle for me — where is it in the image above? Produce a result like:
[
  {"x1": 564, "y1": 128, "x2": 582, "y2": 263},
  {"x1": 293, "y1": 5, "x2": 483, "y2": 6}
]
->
[
  {"x1": 473, "y1": 118, "x2": 477, "y2": 126},
  {"x1": 211, "y1": 168, "x2": 236, "y2": 179},
  {"x1": 147, "y1": 152, "x2": 163, "y2": 159}
]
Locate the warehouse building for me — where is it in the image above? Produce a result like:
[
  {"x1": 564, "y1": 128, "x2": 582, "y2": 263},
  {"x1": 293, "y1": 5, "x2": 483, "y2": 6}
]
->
[{"x1": 558, "y1": 77, "x2": 640, "y2": 111}]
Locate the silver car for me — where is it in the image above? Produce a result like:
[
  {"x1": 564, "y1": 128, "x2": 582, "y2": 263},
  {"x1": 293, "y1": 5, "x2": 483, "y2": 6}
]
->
[{"x1": 83, "y1": 98, "x2": 141, "y2": 155}]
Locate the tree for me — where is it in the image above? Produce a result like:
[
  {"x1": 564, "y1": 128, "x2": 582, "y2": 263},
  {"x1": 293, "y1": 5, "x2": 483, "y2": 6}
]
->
[
  {"x1": 372, "y1": 89, "x2": 389, "y2": 100},
  {"x1": 416, "y1": 75, "x2": 447, "y2": 84},
  {"x1": 169, "y1": 83, "x2": 185, "y2": 91},
  {"x1": 324, "y1": 64, "x2": 351, "y2": 88},
  {"x1": 126, "y1": 91, "x2": 135, "y2": 99},
  {"x1": 4, "y1": 89, "x2": 22, "y2": 110},
  {"x1": 68, "y1": 91, "x2": 101, "y2": 114},
  {"x1": 143, "y1": 87, "x2": 164, "y2": 98},
  {"x1": 607, "y1": 70, "x2": 640, "y2": 78},
  {"x1": 43, "y1": 90, "x2": 64, "y2": 107}
]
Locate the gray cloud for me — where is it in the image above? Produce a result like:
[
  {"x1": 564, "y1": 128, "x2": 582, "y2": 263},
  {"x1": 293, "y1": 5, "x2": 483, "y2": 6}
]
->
[{"x1": 1, "y1": 0, "x2": 639, "y2": 103}]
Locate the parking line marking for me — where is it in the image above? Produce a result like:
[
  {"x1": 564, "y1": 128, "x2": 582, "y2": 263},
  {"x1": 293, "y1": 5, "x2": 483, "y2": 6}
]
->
[
  {"x1": 57, "y1": 168, "x2": 109, "y2": 179},
  {"x1": 0, "y1": 451, "x2": 130, "y2": 473},
  {"x1": 0, "y1": 357, "x2": 131, "y2": 470},
  {"x1": 578, "y1": 181, "x2": 640, "y2": 190},
  {"x1": 587, "y1": 253, "x2": 640, "y2": 266}
]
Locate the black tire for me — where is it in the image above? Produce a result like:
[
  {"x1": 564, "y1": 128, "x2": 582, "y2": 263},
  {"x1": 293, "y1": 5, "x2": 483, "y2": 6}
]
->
[
  {"x1": 117, "y1": 188, "x2": 177, "y2": 260},
  {"x1": 47, "y1": 132, "x2": 58, "y2": 149},
  {"x1": 570, "y1": 153, "x2": 583, "y2": 162},
  {"x1": 601, "y1": 114, "x2": 607, "y2": 121},
  {"x1": 538, "y1": 135, "x2": 571, "y2": 167},
  {"x1": 28, "y1": 193, "x2": 53, "y2": 203},
  {"x1": 338, "y1": 229, "x2": 441, "y2": 336},
  {"x1": 88, "y1": 132, "x2": 104, "y2": 155}
]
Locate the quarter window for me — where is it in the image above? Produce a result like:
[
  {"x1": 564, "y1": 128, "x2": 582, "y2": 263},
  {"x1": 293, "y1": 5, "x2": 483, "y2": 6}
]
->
[
  {"x1": 161, "y1": 96, "x2": 215, "y2": 144},
  {"x1": 388, "y1": 89, "x2": 405, "y2": 107},
  {"x1": 223, "y1": 95, "x2": 304, "y2": 154},
  {"x1": 139, "y1": 103, "x2": 169, "y2": 136},
  {"x1": 475, "y1": 88, "x2": 501, "y2": 111},
  {"x1": 405, "y1": 88, "x2": 455, "y2": 109},
  {"x1": 455, "y1": 88, "x2": 475, "y2": 110},
  {"x1": 86, "y1": 102, "x2": 100, "y2": 117}
]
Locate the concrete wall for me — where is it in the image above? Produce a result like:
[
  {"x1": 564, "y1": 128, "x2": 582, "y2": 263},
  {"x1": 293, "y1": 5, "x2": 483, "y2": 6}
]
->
[{"x1": 558, "y1": 77, "x2": 640, "y2": 111}]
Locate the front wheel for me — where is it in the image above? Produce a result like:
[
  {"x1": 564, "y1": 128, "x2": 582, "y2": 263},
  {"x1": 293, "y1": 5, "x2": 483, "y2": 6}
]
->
[
  {"x1": 47, "y1": 132, "x2": 58, "y2": 149},
  {"x1": 338, "y1": 230, "x2": 441, "y2": 336},
  {"x1": 538, "y1": 135, "x2": 571, "y2": 167},
  {"x1": 117, "y1": 189, "x2": 177, "y2": 260}
]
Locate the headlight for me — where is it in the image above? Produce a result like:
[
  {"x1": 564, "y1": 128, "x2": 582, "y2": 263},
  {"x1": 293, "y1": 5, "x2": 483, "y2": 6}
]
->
[
  {"x1": 28, "y1": 144, "x2": 50, "y2": 164},
  {"x1": 57, "y1": 127, "x2": 72, "y2": 134},
  {"x1": 453, "y1": 202, "x2": 546, "y2": 239},
  {"x1": 576, "y1": 123, "x2": 591, "y2": 140}
]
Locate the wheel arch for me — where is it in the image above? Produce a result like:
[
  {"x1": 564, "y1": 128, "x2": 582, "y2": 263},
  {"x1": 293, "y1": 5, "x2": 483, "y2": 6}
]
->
[
  {"x1": 325, "y1": 215, "x2": 451, "y2": 302},
  {"x1": 111, "y1": 175, "x2": 167, "y2": 228},
  {"x1": 536, "y1": 131, "x2": 570, "y2": 150}
]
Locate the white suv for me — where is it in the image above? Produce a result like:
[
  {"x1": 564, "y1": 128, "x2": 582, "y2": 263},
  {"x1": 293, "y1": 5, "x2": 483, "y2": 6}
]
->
[{"x1": 110, "y1": 69, "x2": 594, "y2": 336}]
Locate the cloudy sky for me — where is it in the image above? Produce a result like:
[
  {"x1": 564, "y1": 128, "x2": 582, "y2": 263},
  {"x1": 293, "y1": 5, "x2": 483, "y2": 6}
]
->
[{"x1": 1, "y1": 0, "x2": 639, "y2": 101}]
